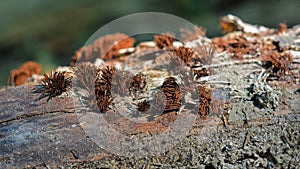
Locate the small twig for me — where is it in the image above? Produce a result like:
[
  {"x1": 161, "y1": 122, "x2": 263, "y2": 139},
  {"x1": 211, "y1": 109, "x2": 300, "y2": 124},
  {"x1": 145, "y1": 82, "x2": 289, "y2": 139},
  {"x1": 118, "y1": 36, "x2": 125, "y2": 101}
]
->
[
  {"x1": 242, "y1": 109, "x2": 249, "y2": 125},
  {"x1": 242, "y1": 125, "x2": 253, "y2": 148},
  {"x1": 70, "y1": 149, "x2": 79, "y2": 159},
  {"x1": 176, "y1": 105, "x2": 185, "y2": 115},
  {"x1": 257, "y1": 69, "x2": 269, "y2": 83},
  {"x1": 221, "y1": 113, "x2": 228, "y2": 128}
]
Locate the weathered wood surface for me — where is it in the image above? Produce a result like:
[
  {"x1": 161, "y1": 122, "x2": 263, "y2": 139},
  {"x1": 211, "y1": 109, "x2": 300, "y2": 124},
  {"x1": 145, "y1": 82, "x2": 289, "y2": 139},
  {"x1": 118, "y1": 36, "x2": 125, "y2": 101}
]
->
[
  {"x1": 0, "y1": 86, "x2": 109, "y2": 168},
  {"x1": 0, "y1": 84, "x2": 299, "y2": 168},
  {"x1": 1, "y1": 22, "x2": 300, "y2": 167}
]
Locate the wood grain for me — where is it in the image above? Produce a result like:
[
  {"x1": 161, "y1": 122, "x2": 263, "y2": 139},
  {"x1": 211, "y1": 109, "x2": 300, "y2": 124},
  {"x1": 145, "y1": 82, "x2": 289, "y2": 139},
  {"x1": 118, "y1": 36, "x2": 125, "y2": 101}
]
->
[{"x1": 0, "y1": 86, "x2": 109, "y2": 168}]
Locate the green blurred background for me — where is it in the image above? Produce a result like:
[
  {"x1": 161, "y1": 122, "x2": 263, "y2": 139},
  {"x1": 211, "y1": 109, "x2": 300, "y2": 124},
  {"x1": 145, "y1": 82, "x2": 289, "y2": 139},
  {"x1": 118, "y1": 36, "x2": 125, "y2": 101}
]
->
[{"x1": 1, "y1": 0, "x2": 299, "y2": 86}]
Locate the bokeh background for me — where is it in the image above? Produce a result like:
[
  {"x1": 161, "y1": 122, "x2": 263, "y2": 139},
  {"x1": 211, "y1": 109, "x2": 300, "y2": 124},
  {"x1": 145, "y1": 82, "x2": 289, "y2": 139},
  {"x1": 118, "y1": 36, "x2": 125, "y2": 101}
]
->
[{"x1": 1, "y1": 0, "x2": 299, "y2": 86}]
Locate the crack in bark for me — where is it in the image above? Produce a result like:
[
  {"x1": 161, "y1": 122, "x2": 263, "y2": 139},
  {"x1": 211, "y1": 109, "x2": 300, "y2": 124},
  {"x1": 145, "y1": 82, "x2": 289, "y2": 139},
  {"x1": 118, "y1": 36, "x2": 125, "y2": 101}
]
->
[{"x1": 0, "y1": 108, "x2": 77, "y2": 125}]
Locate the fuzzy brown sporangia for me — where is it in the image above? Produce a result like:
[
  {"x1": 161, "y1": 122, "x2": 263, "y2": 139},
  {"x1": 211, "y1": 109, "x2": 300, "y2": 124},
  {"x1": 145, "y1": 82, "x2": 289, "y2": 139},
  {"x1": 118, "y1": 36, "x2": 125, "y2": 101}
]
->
[
  {"x1": 161, "y1": 77, "x2": 182, "y2": 114},
  {"x1": 171, "y1": 46, "x2": 195, "y2": 66},
  {"x1": 9, "y1": 61, "x2": 42, "y2": 86},
  {"x1": 94, "y1": 66, "x2": 147, "y2": 112},
  {"x1": 34, "y1": 71, "x2": 72, "y2": 102},
  {"x1": 95, "y1": 66, "x2": 115, "y2": 112},
  {"x1": 154, "y1": 32, "x2": 175, "y2": 49},
  {"x1": 137, "y1": 100, "x2": 151, "y2": 112},
  {"x1": 130, "y1": 73, "x2": 146, "y2": 95},
  {"x1": 136, "y1": 77, "x2": 182, "y2": 114},
  {"x1": 70, "y1": 33, "x2": 135, "y2": 66},
  {"x1": 212, "y1": 24, "x2": 293, "y2": 79},
  {"x1": 259, "y1": 41, "x2": 293, "y2": 79},
  {"x1": 193, "y1": 44, "x2": 215, "y2": 66},
  {"x1": 73, "y1": 62, "x2": 99, "y2": 110},
  {"x1": 180, "y1": 26, "x2": 206, "y2": 42},
  {"x1": 198, "y1": 85, "x2": 212, "y2": 119}
]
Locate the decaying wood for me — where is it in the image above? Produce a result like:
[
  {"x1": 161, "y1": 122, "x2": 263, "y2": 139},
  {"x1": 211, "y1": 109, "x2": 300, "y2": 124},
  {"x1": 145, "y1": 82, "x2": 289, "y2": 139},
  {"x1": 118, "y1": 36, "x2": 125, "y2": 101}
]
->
[
  {"x1": 1, "y1": 14, "x2": 300, "y2": 168},
  {"x1": 0, "y1": 84, "x2": 299, "y2": 168},
  {"x1": 0, "y1": 86, "x2": 100, "y2": 168}
]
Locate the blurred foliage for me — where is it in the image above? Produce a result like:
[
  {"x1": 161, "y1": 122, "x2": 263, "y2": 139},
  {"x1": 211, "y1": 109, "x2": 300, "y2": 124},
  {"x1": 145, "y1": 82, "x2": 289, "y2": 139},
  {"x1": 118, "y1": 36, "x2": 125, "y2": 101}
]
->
[{"x1": 0, "y1": 0, "x2": 299, "y2": 86}]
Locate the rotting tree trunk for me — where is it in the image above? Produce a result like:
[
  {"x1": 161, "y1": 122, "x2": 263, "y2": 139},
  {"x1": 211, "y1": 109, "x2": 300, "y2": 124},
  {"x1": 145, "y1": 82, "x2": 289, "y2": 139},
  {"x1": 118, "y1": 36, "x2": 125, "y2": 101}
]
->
[
  {"x1": 1, "y1": 17, "x2": 300, "y2": 168},
  {"x1": 0, "y1": 84, "x2": 299, "y2": 168}
]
